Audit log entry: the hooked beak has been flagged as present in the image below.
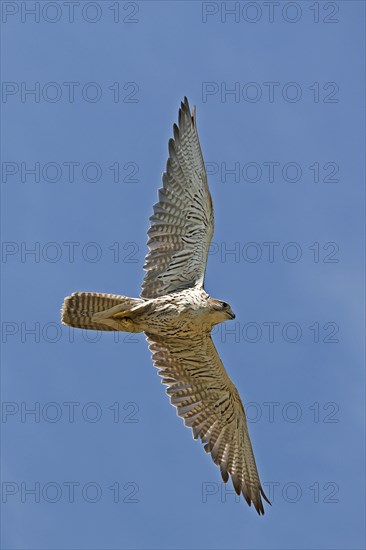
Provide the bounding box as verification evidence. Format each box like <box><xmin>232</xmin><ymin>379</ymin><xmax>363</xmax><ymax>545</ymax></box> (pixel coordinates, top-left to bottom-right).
<box><xmin>228</xmin><ymin>311</ymin><xmax>236</xmax><ymax>320</ymax></box>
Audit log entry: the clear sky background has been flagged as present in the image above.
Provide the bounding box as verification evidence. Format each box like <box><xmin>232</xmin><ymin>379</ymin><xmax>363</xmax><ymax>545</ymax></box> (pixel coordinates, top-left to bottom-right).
<box><xmin>1</xmin><ymin>1</ymin><xmax>365</xmax><ymax>549</ymax></box>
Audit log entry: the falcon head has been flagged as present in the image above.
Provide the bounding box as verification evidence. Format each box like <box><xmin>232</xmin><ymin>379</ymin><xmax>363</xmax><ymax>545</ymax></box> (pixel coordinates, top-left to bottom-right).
<box><xmin>208</xmin><ymin>298</ymin><xmax>236</xmax><ymax>324</ymax></box>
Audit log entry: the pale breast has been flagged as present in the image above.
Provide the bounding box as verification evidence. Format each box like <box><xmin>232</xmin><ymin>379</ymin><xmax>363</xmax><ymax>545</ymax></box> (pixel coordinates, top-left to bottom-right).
<box><xmin>140</xmin><ymin>288</ymin><xmax>209</xmax><ymax>337</ymax></box>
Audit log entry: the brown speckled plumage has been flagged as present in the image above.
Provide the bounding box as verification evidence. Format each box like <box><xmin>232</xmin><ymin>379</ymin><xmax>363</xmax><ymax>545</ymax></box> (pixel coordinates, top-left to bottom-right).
<box><xmin>61</xmin><ymin>97</ymin><xmax>270</xmax><ymax>515</ymax></box>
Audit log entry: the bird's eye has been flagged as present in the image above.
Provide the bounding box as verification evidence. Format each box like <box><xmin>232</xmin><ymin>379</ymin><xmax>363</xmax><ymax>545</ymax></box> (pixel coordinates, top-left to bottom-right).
<box><xmin>222</xmin><ymin>302</ymin><xmax>228</xmax><ymax>308</ymax></box>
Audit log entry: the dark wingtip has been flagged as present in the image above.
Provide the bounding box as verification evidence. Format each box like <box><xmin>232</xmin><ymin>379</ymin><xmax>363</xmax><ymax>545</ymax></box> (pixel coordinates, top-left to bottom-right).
<box><xmin>173</xmin><ymin>122</ymin><xmax>179</xmax><ymax>142</ymax></box>
<box><xmin>251</xmin><ymin>487</ymin><xmax>271</xmax><ymax>515</ymax></box>
<box><xmin>239</xmin><ymin>484</ymin><xmax>270</xmax><ymax>516</ymax></box>
<box><xmin>182</xmin><ymin>96</ymin><xmax>195</xmax><ymax>125</ymax></box>
<box><xmin>179</xmin><ymin>97</ymin><xmax>194</xmax><ymax>125</ymax></box>
<box><xmin>261</xmin><ymin>487</ymin><xmax>272</xmax><ymax>506</ymax></box>
<box><xmin>168</xmin><ymin>137</ymin><xmax>176</xmax><ymax>159</ymax></box>
<box><xmin>220</xmin><ymin>469</ymin><xmax>229</xmax><ymax>483</ymax></box>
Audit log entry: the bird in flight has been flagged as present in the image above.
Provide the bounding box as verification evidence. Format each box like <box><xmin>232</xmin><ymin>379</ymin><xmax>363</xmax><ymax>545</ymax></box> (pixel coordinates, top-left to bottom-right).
<box><xmin>62</xmin><ymin>97</ymin><xmax>270</xmax><ymax>514</ymax></box>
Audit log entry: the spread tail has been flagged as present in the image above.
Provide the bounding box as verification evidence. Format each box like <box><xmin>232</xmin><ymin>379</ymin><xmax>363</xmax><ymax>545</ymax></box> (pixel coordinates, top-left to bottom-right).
<box><xmin>61</xmin><ymin>292</ymin><xmax>143</xmax><ymax>331</ymax></box>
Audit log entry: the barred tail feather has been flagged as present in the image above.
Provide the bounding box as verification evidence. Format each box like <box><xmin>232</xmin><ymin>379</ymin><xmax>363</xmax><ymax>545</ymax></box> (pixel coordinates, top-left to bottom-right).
<box><xmin>61</xmin><ymin>292</ymin><xmax>136</xmax><ymax>331</ymax></box>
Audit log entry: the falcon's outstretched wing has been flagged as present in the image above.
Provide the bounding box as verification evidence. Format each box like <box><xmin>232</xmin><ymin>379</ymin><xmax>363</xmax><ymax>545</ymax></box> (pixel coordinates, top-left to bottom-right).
<box><xmin>146</xmin><ymin>332</ymin><xmax>270</xmax><ymax>514</ymax></box>
<box><xmin>141</xmin><ymin>97</ymin><xmax>214</xmax><ymax>299</ymax></box>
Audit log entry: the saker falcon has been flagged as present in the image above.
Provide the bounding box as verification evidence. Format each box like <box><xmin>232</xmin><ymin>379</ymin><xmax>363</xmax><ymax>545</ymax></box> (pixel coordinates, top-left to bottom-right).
<box><xmin>62</xmin><ymin>97</ymin><xmax>270</xmax><ymax>514</ymax></box>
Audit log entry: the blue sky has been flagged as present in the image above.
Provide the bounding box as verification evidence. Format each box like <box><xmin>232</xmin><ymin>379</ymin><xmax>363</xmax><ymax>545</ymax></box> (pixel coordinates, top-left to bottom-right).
<box><xmin>1</xmin><ymin>1</ymin><xmax>365</xmax><ymax>549</ymax></box>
